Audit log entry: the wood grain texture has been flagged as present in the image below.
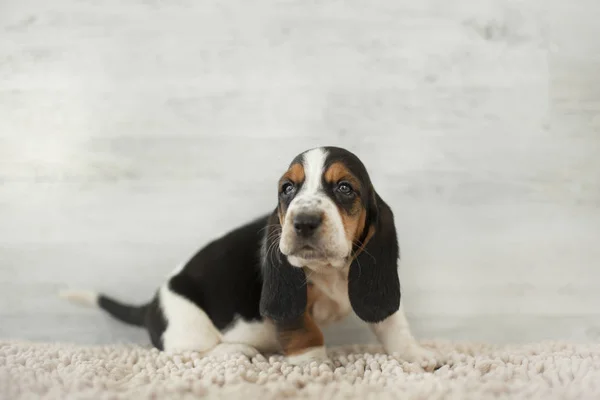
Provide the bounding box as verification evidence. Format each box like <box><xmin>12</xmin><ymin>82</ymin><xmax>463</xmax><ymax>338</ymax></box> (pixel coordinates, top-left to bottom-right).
<box><xmin>1</xmin><ymin>0</ymin><xmax>599</xmax><ymax>345</ymax></box>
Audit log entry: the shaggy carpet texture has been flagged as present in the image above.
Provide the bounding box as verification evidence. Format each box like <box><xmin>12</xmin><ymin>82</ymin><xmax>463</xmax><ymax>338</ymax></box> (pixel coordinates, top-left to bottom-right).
<box><xmin>1</xmin><ymin>340</ymin><xmax>600</xmax><ymax>400</ymax></box>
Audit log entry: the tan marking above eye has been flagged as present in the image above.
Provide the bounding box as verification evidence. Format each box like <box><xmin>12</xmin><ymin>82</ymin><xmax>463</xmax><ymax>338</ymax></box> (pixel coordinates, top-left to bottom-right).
<box><xmin>280</xmin><ymin>163</ymin><xmax>305</xmax><ymax>188</ymax></box>
<box><xmin>323</xmin><ymin>162</ymin><xmax>360</xmax><ymax>190</ymax></box>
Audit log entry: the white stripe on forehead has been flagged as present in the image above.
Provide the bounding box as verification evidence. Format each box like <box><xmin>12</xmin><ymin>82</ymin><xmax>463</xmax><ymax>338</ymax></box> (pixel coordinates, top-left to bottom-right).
<box><xmin>301</xmin><ymin>148</ymin><xmax>328</xmax><ymax>194</ymax></box>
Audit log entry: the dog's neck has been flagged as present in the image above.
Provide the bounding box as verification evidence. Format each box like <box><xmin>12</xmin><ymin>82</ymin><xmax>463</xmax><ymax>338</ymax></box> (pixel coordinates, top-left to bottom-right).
<box><xmin>303</xmin><ymin>262</ymin><xmax>352</xmax><ymax>325</ymax></box>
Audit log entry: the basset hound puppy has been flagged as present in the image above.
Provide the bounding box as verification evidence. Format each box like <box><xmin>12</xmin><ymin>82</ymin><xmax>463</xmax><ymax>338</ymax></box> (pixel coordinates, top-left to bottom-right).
<box><xmin>61</xmin><ymin>146</ymin><xmax>434</xmax><ymax>365</ymax></box>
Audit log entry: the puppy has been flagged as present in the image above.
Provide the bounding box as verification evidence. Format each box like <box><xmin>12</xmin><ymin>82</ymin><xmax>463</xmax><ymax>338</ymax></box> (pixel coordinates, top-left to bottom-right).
<box><xmin>61</xmin><ymin>146</ymin><xmax>433</xmax><ymax>365</ymax></box>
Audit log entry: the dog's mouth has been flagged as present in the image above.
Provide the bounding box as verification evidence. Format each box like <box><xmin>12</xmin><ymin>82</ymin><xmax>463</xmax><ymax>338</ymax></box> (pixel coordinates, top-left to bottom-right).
<box><xmin>289</xmin><ymin>245</ymin><xmax>327</xmax><ymax>260</ymax></box>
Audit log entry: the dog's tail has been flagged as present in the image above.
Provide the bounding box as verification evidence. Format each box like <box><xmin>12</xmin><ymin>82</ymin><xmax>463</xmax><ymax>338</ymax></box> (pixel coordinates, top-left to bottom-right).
<box><xmin>59</xmin><ymin>289</ymin><xmax>147</xmax><ymax>327</ymax></box>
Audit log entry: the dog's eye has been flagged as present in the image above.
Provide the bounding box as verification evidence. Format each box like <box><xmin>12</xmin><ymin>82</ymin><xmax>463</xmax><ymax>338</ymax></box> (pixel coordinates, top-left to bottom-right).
<box><xmin>336</xmin><ymin>182</ymin><xmax>354</xmax><ymax>195</ymax></box>
<box><xmin>282</xmin><ymin>182</ymin><xmax>296</xmax><ymax>196</ymax></box>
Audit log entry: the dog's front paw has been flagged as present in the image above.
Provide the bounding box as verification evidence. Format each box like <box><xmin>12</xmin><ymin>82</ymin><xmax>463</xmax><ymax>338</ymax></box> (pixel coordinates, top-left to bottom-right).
<box><xmin>390</xmin><ymin>345</ymin><xmax>440</xmax><ymax>370</ymax></box>
<box><xmin>285</xmin><ymin>346</ymin><xmax>331</xmax><ymax>366</ymax></box>
<box><xmin>207</xmin><ymin>343</ymin><xmax>260</xmax><ymax>359</ymax></box>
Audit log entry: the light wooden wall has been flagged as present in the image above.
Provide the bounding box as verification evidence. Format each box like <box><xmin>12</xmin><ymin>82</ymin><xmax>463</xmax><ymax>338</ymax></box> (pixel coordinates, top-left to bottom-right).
<box><xmin>1</xmin><ymin>0</ymin><xmax>599</xmax><ymax>346</ymax></box>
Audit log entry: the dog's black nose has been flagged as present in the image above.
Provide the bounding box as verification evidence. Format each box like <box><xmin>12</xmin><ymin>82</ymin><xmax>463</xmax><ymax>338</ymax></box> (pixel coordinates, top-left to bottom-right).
<box><xmin>293</xmin><ymin>213</ymin><xmax>323</xmax><ymax>237</ymax></box>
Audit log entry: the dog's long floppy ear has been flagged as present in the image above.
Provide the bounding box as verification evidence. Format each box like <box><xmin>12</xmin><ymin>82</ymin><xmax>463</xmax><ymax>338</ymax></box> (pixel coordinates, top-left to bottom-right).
<box><xmin>348</xmin><ymin>193</ymin><xmax>401</xmax><ymax>323</ymax></box>
<box><xmin>259</xmin><ymin>210</ymin><xmax>307</xmax><ymax>323</ymax></box>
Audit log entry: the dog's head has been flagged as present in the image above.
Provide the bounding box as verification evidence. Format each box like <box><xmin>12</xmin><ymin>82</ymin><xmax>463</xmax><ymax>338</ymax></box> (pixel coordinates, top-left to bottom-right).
<box><xmin>277</xmin><ymin>147</ymin><xmax>376</xmax><ymax>270</ymax></box>
<box><xmin>260</xmin><ymin>147</ymin><xmax>400</xmax><ymax>324</ymax></box>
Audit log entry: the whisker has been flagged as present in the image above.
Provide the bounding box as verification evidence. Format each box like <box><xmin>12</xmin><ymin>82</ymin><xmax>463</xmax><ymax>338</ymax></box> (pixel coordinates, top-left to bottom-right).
<box><xmin>266</xmin><ymin>238</ymin><xmax>277</xmax><ymax>264</ymax></box>
<box><xmin>353</xmin><ymin>250</ymin><xmax>363</xmax><ymax>280</ymax></box>
<box><xmin>268</xmin><ymin>225</ymin><xmax>282</xmax><ymax>235</ymax></box>
<box><xmin>267</xmin><ymin>232</ymin><xmax>282</xmax><ymax>268</ymax></box>
<box><xmin>265</xmin><ymin>231</ymin><xmax>281</xmax><ymax>243</ymax></box>
<box><xmin>352</xmin><ymin>239</ymin><xmax>376</xmax><ymax>263</ymax></box>
<box><xmin>257</xmin><ymin>224</ymin><xmax>283</xmax><ymax>234</ymax></box>
<box><xmin>302</xmin><ymin>267</ymin><xmax>317</xmax><ymax>287</ymax></box>
<box><xmin>265</xmin><ymin>243</ymin><xmax>276</xmax><ymax>269</ymax></box>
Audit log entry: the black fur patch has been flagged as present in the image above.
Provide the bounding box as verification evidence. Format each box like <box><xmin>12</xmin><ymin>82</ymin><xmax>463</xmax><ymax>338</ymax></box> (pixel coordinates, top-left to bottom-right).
<box><xmin>348</xmin><ymin>193</ymin><xmax>401</xmax><ymax>323</ymax></box>
<box><xmin>259</xmin><ymin>211</ymin><xmax>308</xmax><ymax>323</ymax></box>
<box><xmin>167</xmin><ymin>215</ymin><xmax>268</xmax><ymax>330</ymax></box>
<box><xmin>145</xmin><ymin>295</ymin><xmax>167</xmax><ymax>349</ymax></box>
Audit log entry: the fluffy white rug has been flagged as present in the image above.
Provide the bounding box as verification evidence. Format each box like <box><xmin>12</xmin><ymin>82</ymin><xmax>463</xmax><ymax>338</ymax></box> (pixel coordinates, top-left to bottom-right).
<box><xmin>1</xmin><ymin>340</ymin><xmax>599</xmax><ymax>400</ymax></box>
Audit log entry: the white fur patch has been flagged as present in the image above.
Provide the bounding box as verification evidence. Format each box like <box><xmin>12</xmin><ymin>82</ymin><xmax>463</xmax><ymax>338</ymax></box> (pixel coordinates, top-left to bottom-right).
<box><xmin>159</xmin><ymin>284</ymin><xmax>222</xmax><ymax>353</ymax></box>
<box><xmin>221</xmin><ymin>317</ymin><xmax>280</xmax><ymax>353</ymax></box>
<box><xmin>286</xmin><ymin>346</ymin><xmax>329</xmax><ymax>365</ymax></box>
<box><xmin>59</xmin><ymin>290</ymin><xmax>99</xmax><ymax>308</ymax></box>
<box><xmin>159</xmin><ymin>286</ymin><xmax>283</xmax><ymax>355</ymax></box>
<box><xmin>369</xmin><ymin>303</ymin><xmax>436</xmax><ymax>363</ymax></box>
<box><xmin>206</xmin><ymin>343</ymin><xmax>259</xmax><ymax>359</ymax></box>
<box><xmin>301</xmin><ymin>147</ymin><xmax>328</xmax><ymax>194</ymax></box>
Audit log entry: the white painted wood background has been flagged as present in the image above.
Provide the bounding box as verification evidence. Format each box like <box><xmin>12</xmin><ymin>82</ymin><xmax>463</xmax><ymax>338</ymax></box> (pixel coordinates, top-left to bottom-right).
<box><xmin>1</xmin><ymin>0</ymin><xmax>599</xmax><ymax>347</ymax></box>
